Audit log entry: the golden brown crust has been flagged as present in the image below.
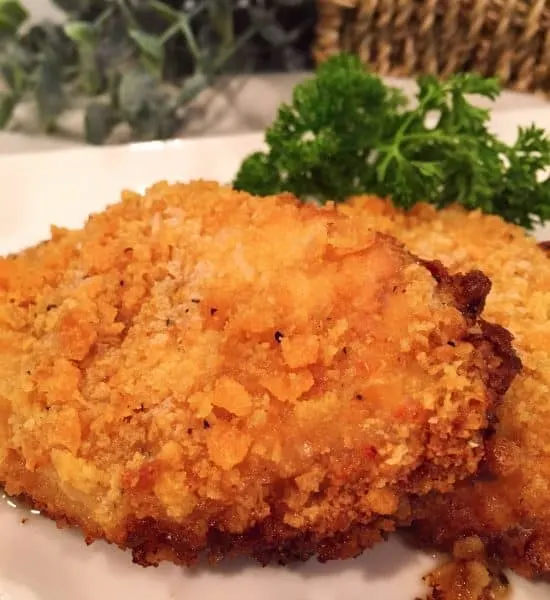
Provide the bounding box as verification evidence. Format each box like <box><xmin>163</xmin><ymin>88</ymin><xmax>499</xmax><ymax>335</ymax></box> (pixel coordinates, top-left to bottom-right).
<box><xmin>411</xmin><ymin>493</ymin><xmax>550</xmax><ymax>581</ymax></box>
<box><xmin>0</xmin><ymin>183</ymin><xmax>518</xmax><ymax>567</ymax></box>
<box><xmin>341</xmin><ymin>197</ymin><xmax>550</xmax><ymax>579</ymax></box>
<box><xmin>420</xmin><ymin>262</ymin><xmax>491</xmax><ymax>320</ymax></box>
<box><xmin>125</xmin><ymin>515</ymin><xmax>396</xmax><ymax>567</ymax></box>
<box><xmin>420</xmin><ymin>262</ymin><xmax>521</xmax><ymax>398</ymax></box>
<box><xmin>121</xmin><ymin>256</ymin><xmax>520</xmax><ymax>568</ymax></box>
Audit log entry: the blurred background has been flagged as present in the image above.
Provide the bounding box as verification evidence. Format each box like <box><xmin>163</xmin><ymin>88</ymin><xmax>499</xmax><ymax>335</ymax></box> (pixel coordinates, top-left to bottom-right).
<box><xmin>0</xmin><ymin>0</ymin><xmax>548</xmax><ymax>151</ymax></box>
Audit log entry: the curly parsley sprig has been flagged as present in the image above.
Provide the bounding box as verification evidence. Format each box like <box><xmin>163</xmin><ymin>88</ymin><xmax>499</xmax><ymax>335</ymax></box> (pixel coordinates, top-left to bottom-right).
<box><xmin>233</xmin><ymin>54</ymin><xmax>550</xmax><ymax>229</ymax></box>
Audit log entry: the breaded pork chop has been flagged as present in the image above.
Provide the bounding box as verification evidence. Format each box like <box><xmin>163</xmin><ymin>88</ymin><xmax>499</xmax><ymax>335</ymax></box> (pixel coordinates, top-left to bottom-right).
<box><xmin>340</xmin><ymin>197</ymin><xmax>550</xmax><ymax>579</ymax></box>
<box><xmin>0</xmin><ymin>182</ymin><xmax>518</xmax><ymax>567</ymax></box>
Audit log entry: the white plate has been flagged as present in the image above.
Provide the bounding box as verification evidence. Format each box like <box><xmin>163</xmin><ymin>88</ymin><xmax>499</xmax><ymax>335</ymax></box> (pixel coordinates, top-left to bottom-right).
<box><xmin>1</xmin><ymin>108</ymin><xmax>550</xmax><ymax>600</ymax></box>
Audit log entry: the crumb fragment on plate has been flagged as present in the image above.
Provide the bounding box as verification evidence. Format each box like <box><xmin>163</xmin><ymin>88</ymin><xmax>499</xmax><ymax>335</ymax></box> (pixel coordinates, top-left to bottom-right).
<box><xmin>424</xmin><ymin>536</ymin><xmax>509</xmax><ymax>600</ymax></box>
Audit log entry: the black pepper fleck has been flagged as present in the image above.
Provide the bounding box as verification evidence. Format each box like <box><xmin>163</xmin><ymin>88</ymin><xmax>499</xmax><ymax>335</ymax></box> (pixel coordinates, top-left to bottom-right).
<box><xmin>119</xmin><ymin>280</ymin><xmax>125</xmax><ymax>287</ymax></box>
<box><xmin>342</xmin><ymin>347</ymin><xmax>348</xmax><ymax>355</ymax></box>
<box><xmin>274</xmin><ymin>331</ymin><xmax>284</xmax><ymax>343</ymax></box>
<box><xmin>46</xmin><ymin>304</ymin><xmax>57</xmax><ymax>311</ymax></box>
<box><xmin>447</xmin><ymin>341</ymin><xmax>456</xmax><ymax>347</ymax></box>
<box><xmin>355</xmin><ymin>393</ymin><xmax>363</xmax><ymax>400</ymax></box>
<box><xmin>166</xmin><ymin>318</ymin><xmax>173</xmax><ymax>326</ymax></box>
<box><xmin>203</xmin><ymin>420</ymin><xmax>210</xmax><ymax>429</ymax></box>
<box><xmin>187</xmin><ymin>428</ymin><xmax>193</xmax><ymax>435</ymax></box>
<box><xmin>210</xmin><ymin>308</ymin><xmax>218</xmax><ymax>316</ymax></box>
<box><xmin>191</xmin><ymin>298</ymin><xmax>200</xmax><ymax>304</ymax></box>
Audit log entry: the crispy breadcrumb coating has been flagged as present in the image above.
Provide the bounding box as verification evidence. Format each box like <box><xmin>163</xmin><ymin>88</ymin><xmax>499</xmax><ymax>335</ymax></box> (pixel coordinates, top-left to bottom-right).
<box><xmin>423</xmin><ymin>536</ymin><xmax>509</xmax><ymax>600</ymax></box>
<box><xmin>0</xmin><ymin>182</ymin><xmax>518</xmax><ymax>567</ymax></box>
<box><xmin>340</xmin><ymin>197</ymin><xmax>550</xmax><ymax>579</ymax></box>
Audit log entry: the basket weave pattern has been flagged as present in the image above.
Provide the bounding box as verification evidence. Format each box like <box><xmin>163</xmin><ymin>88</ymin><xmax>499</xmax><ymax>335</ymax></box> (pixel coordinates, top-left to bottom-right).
<box><xmin>314</xmin><ymin>0</ymin><xmax>550</xmax><ymax>94</ymax></box>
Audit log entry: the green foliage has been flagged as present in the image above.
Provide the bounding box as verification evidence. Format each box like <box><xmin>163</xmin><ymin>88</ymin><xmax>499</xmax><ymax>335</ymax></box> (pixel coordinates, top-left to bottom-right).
<box><xmin>0</xmin><ymin>0</ymin><xmax>27</xmax><ymax>36</ymax></box>
<box><xmin>0</xmin><ymin>0</ymin><xmax>314</xmax><ymax>143</ymax></box>
<box><xmin>234</xmin><ymin>54</ymin><xmax>550</xmax><ymax>229</ymax></box>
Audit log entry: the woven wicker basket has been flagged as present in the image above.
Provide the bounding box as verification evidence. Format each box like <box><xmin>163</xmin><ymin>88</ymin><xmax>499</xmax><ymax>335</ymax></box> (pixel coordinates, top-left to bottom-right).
<box><xmin>314</xmin><ymin>0</ymin><xmax>550</xmax><ymax>95</ymax></box>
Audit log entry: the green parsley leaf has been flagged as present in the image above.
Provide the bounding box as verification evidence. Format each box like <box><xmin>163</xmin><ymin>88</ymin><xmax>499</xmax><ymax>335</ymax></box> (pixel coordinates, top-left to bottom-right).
<box><xmin>234</xmin><ymin>54</ymin><xmax>550</xmax><ymax>229</ymax></box>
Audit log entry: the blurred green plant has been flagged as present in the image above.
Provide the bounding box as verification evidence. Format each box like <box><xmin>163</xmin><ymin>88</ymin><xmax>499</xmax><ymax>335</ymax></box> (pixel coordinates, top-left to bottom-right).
<box><xmin>0</xmin><ymin>0</ymin><xmax>314</xmax><ymax>143</ymax></box>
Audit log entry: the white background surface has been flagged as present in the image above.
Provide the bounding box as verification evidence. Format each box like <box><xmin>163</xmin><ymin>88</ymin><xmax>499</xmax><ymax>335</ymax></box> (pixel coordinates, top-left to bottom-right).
<box><xmin>0</xmin><ymin>111</ymin><xmax>549</xmax><ymax>599</ymax></box>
